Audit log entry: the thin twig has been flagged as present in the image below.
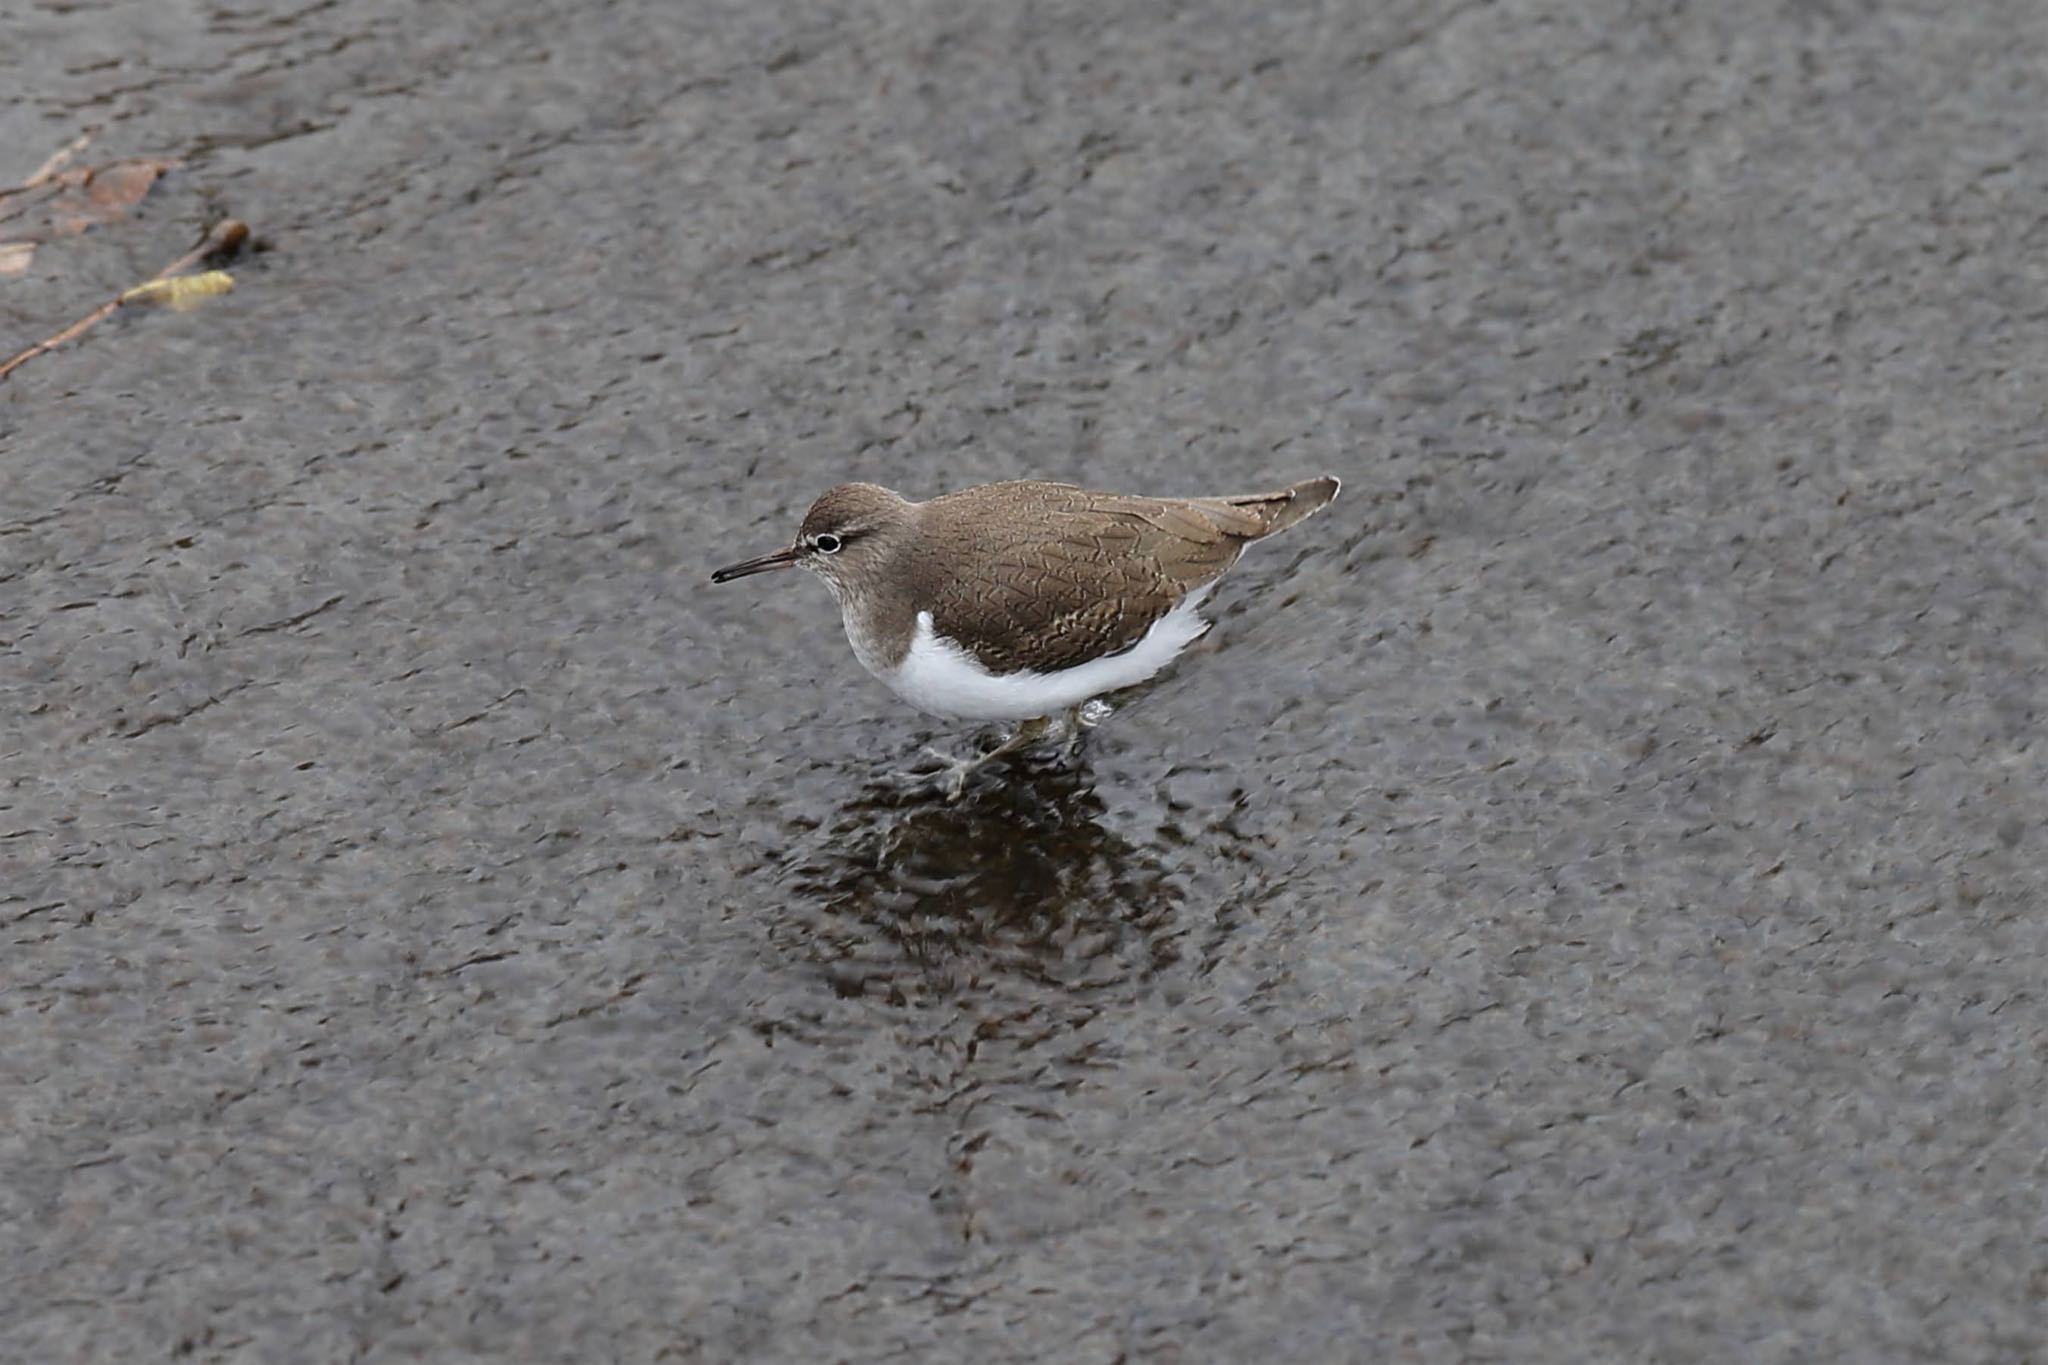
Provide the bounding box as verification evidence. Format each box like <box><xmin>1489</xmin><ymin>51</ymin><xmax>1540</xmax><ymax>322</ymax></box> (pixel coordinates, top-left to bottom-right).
<box><xmin>0</xmin><ymin>218</ymin><xmax>247</xmax><ymax>383</ymax></box>
<box><xmin>0</xmin><ymin>129</ymin><xmax>99</xmax><ymax>220</ymax></box>
<box><xmin>25</xmin><ymin>129</ymin><xmax>98</xmax><ymax>189</ymax></box>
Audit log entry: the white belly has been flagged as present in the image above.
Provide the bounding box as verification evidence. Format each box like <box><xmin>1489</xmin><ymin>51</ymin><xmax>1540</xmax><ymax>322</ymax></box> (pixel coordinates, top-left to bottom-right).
<box><xmin>861</xmin><ymin>589</ymin><xmax>1214</xmax><ymax>722</ymax></box>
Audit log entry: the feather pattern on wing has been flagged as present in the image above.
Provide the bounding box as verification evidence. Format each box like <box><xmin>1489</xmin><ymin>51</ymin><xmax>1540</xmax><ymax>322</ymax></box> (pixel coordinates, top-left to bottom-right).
<box><xmin>898</xmin><ymin>479</ymin><xmax>1336</xmax><ymax>674</ymax></box>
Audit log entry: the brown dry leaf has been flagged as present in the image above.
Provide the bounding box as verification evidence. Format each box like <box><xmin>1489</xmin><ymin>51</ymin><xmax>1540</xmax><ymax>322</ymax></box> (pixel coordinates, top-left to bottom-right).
<box><xmin>0</xmin><ymin>156</ymin><xmax>178</xmax><ymax>244</ymax></box>
<box><xmin>53</xmin><ymin>158</ymin><xmax>178</xmax><ymax>236</ymax></box>
<box><xmin>0</xmin><ymin>241</ymin><xmax>33</xmax><ymax>276</ymax></box>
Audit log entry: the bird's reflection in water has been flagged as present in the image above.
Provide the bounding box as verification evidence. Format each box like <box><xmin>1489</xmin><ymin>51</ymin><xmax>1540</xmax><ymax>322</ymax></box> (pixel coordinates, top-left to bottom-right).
<box><xmin>784</xmin><ymin>755</ymin><xmax>1185</xmax><ymax>1003</ymax></box>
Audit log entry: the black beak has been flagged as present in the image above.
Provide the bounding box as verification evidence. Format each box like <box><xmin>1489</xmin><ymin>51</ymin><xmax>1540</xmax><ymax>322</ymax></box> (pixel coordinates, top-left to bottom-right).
<box><xmin>711</xmin><ymin>547</ymin><xmax>800</xmax><ymax>583</ymax></box>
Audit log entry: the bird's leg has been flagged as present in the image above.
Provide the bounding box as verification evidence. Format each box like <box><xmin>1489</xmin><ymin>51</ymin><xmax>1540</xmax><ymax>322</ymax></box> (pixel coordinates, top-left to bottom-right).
<box><xmin>1060</xmin><ymin>698</ymin><xmax>1113</xmax><ymax>757</ymax></box>
<box><xmin>907</xmin><ymin>716</ymin><xmax>1056</xmax><ymax>800</ymax></box>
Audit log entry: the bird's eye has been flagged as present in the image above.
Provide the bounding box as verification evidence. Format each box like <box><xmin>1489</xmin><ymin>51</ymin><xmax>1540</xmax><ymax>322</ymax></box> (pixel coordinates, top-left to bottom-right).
<box><xmin>813</xmin><ymin>533</ymin><xmax>844</xmax><ymax>554</ymax></box>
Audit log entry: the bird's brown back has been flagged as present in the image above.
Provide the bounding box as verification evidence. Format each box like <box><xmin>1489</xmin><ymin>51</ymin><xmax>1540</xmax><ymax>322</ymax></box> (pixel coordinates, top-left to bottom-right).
<box><xmin>905</xmin><ymin>478</ymin><xmax>1338</xmax><ymax>675</ymax></box>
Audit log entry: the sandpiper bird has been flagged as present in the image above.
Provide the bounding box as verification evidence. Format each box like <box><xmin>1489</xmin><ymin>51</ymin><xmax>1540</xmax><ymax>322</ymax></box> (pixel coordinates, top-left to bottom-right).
<box><xmin>712</xmin><ymin>476</ymin><xmax>1340</xmax><ymax>797</ymax></box>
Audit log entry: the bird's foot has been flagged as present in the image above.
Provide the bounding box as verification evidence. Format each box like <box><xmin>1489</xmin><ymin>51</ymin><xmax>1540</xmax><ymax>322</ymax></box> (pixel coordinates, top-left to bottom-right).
<box><xmin>898</xmin><ymin>745</ymin><xmax>983</xmax><ymax>802</ymax></box>
<box><xmin>899</xmin><ymin>717</ymin><xmax>1056</xmax><ymax>801</ymax></box>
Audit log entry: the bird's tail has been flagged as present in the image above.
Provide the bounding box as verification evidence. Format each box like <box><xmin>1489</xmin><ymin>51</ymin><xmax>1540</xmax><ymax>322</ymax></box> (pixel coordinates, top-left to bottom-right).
<box><xmin>1211</xmin><ymin>476</ymin><xmax>1341</xmax><ymax>538</ymax></box>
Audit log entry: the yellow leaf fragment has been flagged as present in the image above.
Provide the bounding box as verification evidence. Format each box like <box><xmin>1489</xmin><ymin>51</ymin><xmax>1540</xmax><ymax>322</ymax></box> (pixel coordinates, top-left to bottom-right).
<box><xmin>121</xmin><ymin>269</ymin><xmax>234</xmax><ymax>311</ymax></box>
<box><xmin>0</xmin><ymin>241</ymin><xmax>33</xmax><ymax>276</ymax></box>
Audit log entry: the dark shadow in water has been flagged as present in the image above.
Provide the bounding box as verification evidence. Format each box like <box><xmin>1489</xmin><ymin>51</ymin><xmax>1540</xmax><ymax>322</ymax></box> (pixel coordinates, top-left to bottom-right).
<box><xmin>781</xmin><ymin>751</ymin><xmax>1186</xmax><ymax>1003</ymax></box>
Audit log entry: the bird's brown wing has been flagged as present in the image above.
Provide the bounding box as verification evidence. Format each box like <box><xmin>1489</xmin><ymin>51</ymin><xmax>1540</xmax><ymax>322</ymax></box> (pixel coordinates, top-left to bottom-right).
<box><xmin>908</xmin><ymin>482</ymin><xmax>1284</xmax><ymax>675</ymax></box>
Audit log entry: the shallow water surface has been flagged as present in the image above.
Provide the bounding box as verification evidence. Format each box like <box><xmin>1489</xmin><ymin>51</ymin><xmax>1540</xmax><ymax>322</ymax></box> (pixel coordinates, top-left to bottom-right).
<box><xmin>5</xmin><ymin>0</ymin><xmax>2046</xmax><ymax>1359</ymax></box>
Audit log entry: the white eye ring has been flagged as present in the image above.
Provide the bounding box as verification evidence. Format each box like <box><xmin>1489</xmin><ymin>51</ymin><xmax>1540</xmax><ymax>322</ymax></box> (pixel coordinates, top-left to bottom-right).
<box><xmin>813</xmin><ymin>532</ymin><xmax>844</xmax><ymax>554</ymax></box>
